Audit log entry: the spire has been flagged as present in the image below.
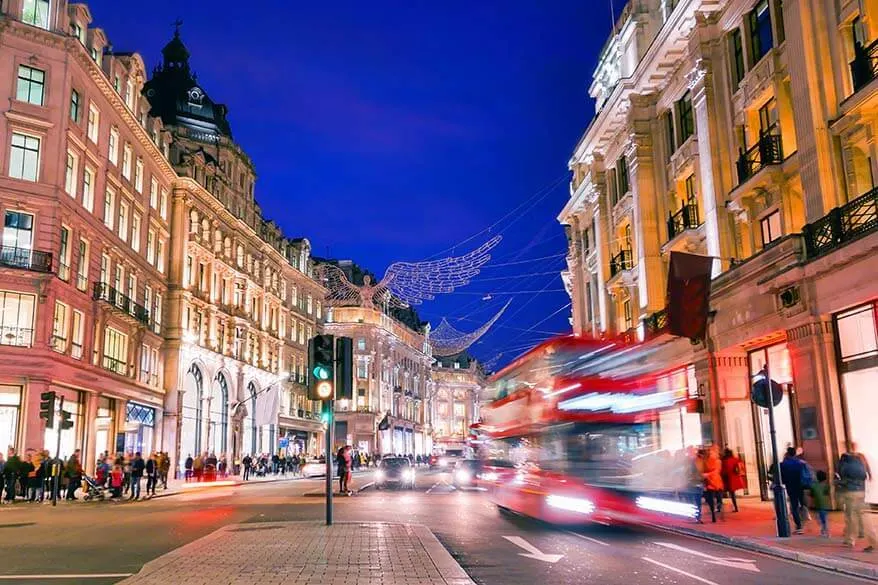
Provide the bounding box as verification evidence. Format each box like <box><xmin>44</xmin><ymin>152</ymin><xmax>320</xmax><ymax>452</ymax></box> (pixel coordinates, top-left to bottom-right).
<box><xmin>161</xmin><ymin>19</ymin><xmax>190</xmax><ymax>71</ymax></box>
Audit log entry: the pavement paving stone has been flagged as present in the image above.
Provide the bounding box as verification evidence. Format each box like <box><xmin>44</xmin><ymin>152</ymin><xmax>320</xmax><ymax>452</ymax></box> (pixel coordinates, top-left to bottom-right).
<box><xmin>118</xmin><ymin>521</ymin><xmax>476</xmax><ymax>585</ymax></box>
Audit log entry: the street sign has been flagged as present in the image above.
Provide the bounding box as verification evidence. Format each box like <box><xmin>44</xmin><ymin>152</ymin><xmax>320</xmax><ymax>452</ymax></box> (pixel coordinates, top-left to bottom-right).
<box><xmin>751</xmin><ymin>373</ymin><xmax>783</xmax><ymax>408</ymax></box>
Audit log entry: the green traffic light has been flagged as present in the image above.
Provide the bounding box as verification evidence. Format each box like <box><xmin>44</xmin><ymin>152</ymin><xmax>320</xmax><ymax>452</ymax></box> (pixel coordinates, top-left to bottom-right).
<box><xmin>312</xmin><ymin>366</ymin><xmax>330</xmax><ymax>380</ymax></box>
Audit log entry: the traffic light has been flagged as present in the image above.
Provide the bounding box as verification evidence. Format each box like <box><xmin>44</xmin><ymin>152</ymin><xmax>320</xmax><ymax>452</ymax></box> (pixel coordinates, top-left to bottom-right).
<box><xmin>335</xmin><ymin>336</ymin><xmax>353</xmax><ymax>401</ymax></box>
<box><xmin>308</xmin><ymin>334</ymin><xmax>335</xmax><ymax>401</ymax></box>
<box><xmin>59</xmin><ymin>410</ymin><xmax>74</xmax><ymax>430</ymax></box>
<box><xmin>39</xmin><ymin>391</ymin><xmax>55</xmax><ymax>429</ymax></box>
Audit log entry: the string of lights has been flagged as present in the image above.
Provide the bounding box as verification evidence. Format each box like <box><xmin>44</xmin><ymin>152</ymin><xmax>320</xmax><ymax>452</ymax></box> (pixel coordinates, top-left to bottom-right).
<box><xmin>429</xmin><ymin>301</ymin><xmax>511</xmax><ymax>357</ymax></box>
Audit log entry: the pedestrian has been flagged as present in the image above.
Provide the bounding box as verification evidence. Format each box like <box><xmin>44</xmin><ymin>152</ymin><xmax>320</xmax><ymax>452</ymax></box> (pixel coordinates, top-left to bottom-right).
<box><xmin>702</xmin><ymin>446</ymin><xmax>724</xmax><ymax>523</ymax></box>
<box><xmin>780</xmin><ymin>447</ymin><xmax>807</xmax><ymax>534</ymax></box>
<box><xmin>109</xmin><ymin>464</ymin><xmax>124</xmax><ymax>499</ymax></box>
<box><xmin>838</xmin><ymin>447</ymin><xmax>877</xmax><ymax>551</ymax></box>
<box><xmin>64</xmin><ymin>449</ymin><xmax>83</xmax><ymax>501</ymax></box>
<box><xmin>720</xmin><ymin>448</ymin><xmax>744</xmax><ymax>513</ymax></box>
<box><xmin>129</xmin><ymin>452</ymin><xmax>145</xmax><ymax>500</ymax></box>
<box><xmin>193</xmin><ymin>453</ymin><xmax>204</xmax><ymax>482</ymax></box>
<box><xmin>3</xmin><ymin>448</ymin><xmax>19</xmax><ymax>503</ymax></box>
<box><xmin>123</xmin><ymin>452</ymin><xmax>133</xmax><ymax>494</ymax></box>
<box><xmin>242</xmin><ymin>454</ymin><xmax>252</xmax><ymax>481</ymax></box>
<box><xmin>184</xmin><ymin>454</ymin><xmax>193</xmax><ymax>482</ymax></box>
<box><xmin>336</xmin><ymin>446</ymin><xmax>349</xmax><ymax>494</ymax></box>
<box><xmin>26</xmin><ymin>450</ymin><xmax>42</xmax><ymax>502</ymax></box>
<box><xmin>145</xmin><ymin>453</ymin><xmax>158</xmax><ymax>497</ymax></box>
<box><xmin>159</xmin><ymin>452</ymin><xmax>170</xmax><ymax>489</ymax></box>
<box><xmin>811</xmin><ymin>470</ymin><xmax>830</xmax><ymax>538</ymax></box>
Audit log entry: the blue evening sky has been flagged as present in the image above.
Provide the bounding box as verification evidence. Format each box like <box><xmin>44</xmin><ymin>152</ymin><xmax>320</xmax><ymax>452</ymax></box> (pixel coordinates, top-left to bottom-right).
<box><xmin>87</xmin><ymin>0</ymin><xmax>620</xmax><ymax>368</ymax></box>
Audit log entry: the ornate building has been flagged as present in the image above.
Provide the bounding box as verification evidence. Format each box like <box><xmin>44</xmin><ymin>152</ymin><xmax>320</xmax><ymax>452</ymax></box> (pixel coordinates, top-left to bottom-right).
<box><xmin>0</xmin><ymin>2</ymin><xmax>324</xmax><ymax>474</ymax></box>
<box><xmin>430</xmin><ymin>355</ymin><xmax>484</xmax><ymax>454</ymax></box>
<box><xmin>559</xmin><ymin>0</ymin><xmax>878</xmax><ymax>501</ymax></box>
<box><xmin>322</xmin><ymin>304</ymin><xmax>434</xmax><ymax>457</ymax></box>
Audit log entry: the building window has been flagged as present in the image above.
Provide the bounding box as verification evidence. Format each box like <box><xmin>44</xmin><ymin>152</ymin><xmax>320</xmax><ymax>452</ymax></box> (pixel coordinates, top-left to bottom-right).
<box><xmin>149</xmin><ymin>178</ymin><xmax>158</xmax><ymax>208</ymax></box>
<box><xmin>159</xmin><ymin>189</ymin><xmax>168</xmax><ymax>221</ymax></box>
<box><xmin>87</xmin><ymin>104</ymin><xmax>99</xmax><ymax>143</ymax></box>
<box><xmin>357</xmin><ymin>361</ymin><xmax>368</xmax><ymax>380</ymax></box>
<box><xmin>131</xmin><ymin>213</ymin><xmax>141</xmax><ymax>253</ymax></box>
<box><xmin>146</xmin><ymin>229</ymin><xmax>155</xmax><ymax>265</ymax></box>
<box><xmin>357</xmin><ymin>338</ymin><xmax>366</xmax><ymax>350</ymax></box>
<box><xmin>103</xmin><ymin>188</ymin><xmax>115</xmax><ymax>230</ymax></box>
<box><xmin>9</xmin><ymin>133</ymin><xmax>40</xmax><ymax>181</ymax></box>
<box><xmin>663</xmin><ymin>110</ymin><xmax>676</xmax><ymax>157</ymax></box>
<box><xmin>156</xmin><ymin>239</ymin><xmax>165</xmax><ymax>273</ymax></box>
<box><xmin>184</xmin><ymin>255</ymin><xmax>193</xmax><ymax>288</ymax></box>
<box><xmin>100</xmin><ymin>253</ymin><xmax>109</xmax><ymax>284</ymax></box>
<box><xmin>118</xmin><ymin>201</ymin><xmax>128</xmax><ymax>242</ymax></box>
<box><xmin>22</xmin><ymin>0</ymin><xmax>51</xmax><ymax>29</ymax></box>
<box><xmin>676</xmin><ymin>92</ymin><xmax>694</xmax><ymax>144</ymax></box>
<box><xmin>108</xmin><ymin>127</ymin><xmax>118</xmax><ymax>165</ymax></box>
<box><xmin>122</xmin><ymin>144</ymin><xmax>132</xmax><ymax>179</ymax></box>
<box><xmin>836</xmin><ymin>304</ymin><xmax>878</xmax><ymax>363</ymax></box>
<box><xmin>58</xmin><ymin>226</ymin><xmax>71</xmax><ymax>280</ymax></box>
<box><xmin>730</xmin><ymin>28</ymin><xmax>746</xmax><ymax>88</ymax></box>
<box><xmin>16</xmin><ymin>65</ymin><xmax>45</xmax><ymax>106</ymax></box>
<box><xmin>617</xmin><ymin>156</ymin><xmax>629</xmax><ymax>196</ymax></box>
<box><xmin>71</xmin><ymin>310</ymin><xmax>84</xmax><ymax>359</ymax></box>
<box><xmin>623</xmin><ymin>297</ymin><xmax>633</xmax><ymax>330</ymax></box>
<box><xmin>0</xmin><ymin>291</ymin><xmax>36</xmax><ymax>347</ymax></box>
<box><xmin>76</xmin><ymin>238</ymin><xmax>89</xmax><ymax>291</ymax></box>
<box><xmin>70</xmin><ymin>89</ymin><xmax>81</xmax><ymax>122</ymax></box>
<box><xmin>64</xmin><ymin>151</ymin><xmax>78</xmax><ymax>197</ymax></box>
<box><xmin>102</xmin><ymin>327</ymin><xmax>128</xmax><ymax>375</ymax></box>
<box><xmin>52</xmin><ymin>301</ymin><xmax>68</xmax><ymax>352</ymax></box>
<box><xmin>3</xmin><ymin>210</ymin><xmax>34</xmax><ymax>251</ymax></box>
<box><xmin>760</xmin><ymin>210</ymin><xmax>782</xmax><ymax>246</ymax></box>
<box><xmin>153</xmin><ymin>292</ymin><xmax>162</xmax><ymax>334</ymax></box>
<box><xmin>125</xmin><ymin>79</ymin><xmax>136</xmax><ymax>111</ymax></box>
<box><xmin>82</xmin><ymin>167</ymin><xmax>94</xmax><ymax>212</ymax></box>
<box><xmin>236</xmin><ymin>245</ymin><xmax>244</xmax><ymax>267</ymax></box>
<box><xmin>134</xmin><ymin>158</ymin><xmax>143</xmax><ymax>193</ymax></box>
<box><xmin>748</xmin><ymin>0</ymin><xmax>773</xmax><ymax>66</ymax></box>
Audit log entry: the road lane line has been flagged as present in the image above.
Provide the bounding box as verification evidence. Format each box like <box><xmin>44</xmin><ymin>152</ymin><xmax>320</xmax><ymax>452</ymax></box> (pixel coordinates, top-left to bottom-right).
<box><xmin>654</xmin><ymin>541</ymin><xmax>759</xmax><ymax>572</ymax></box>
<box><xmin>642</xmin><ymin>557</ymin><xmax>720</xmax><ymax>585</ymax></box>
<box><xmin>0</xmin><ymin>574</ymin><xmax>133</xmax><ymax>580</ymax></box>
<box><xmin>565</xmin><ymin>530</ymin><xmax>610</xmax><ymax>546</ymax></box>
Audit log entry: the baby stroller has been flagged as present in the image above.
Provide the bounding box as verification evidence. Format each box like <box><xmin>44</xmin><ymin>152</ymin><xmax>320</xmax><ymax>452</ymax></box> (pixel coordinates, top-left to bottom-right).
<box><xmin>82</xmin><ymin>474</ymin><xmax>106</xmax><ymax>501</ymax></box>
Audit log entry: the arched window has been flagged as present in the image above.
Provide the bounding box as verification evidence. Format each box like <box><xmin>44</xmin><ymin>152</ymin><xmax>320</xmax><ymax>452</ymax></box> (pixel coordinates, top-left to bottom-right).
<box><xmin>236</xmin><ymin>245</ymin><xmax>244</xmax><ymax>268</ymax></box>
<box><xmin>189</xmin><ymin>209</ymin><xmax>199</xmax><ymax>233</ymax></box>
<box><xmin>215</xmin><ymin>373</ymin><xmax>229</xmax><ymax>454</ymax></box>
<box><xmin>183</xmin><ymin>364</ymin><xmax>204</xmax><ymax>457</ymax></box>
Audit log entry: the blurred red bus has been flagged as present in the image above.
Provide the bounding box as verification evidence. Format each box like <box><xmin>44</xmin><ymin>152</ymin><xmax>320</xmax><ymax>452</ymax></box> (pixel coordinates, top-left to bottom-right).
<box><xmin>477</xmin><ymin>335</ymin><xmax>703</xmax><ymax>525</ymax></box>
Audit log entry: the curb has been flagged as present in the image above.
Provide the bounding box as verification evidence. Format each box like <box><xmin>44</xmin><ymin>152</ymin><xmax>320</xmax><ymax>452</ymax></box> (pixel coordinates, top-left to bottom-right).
<box><xmin>302</xmin><ymin>482</ymin><xmax>374</xmax><ymax>497</ymax></box>
<box><xmin>148</xmin><ymin>475</ymin><xmax>300</xmax><ymax>500</ymax></box>
<box><xmin>647</xmin><ymin>522</ymin><xmax>878</xmax><ymax>582</ymax></box>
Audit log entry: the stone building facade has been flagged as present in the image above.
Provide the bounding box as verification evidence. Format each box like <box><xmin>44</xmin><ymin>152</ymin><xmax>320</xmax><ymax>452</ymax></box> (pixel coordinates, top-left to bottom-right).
<box><xmin>430</xmin><ymin>358</ymin><xmax>483</xmax><ymax>454</ymax></box>
<box><xmin>0</xmin><ymin>1</ymin><xmax>324</xmax><ymax>474</ymax></box>
<box><xmin>559</xmin><ymin>0</ymin><xmax>878</xmax><ymax>501</ymax></box>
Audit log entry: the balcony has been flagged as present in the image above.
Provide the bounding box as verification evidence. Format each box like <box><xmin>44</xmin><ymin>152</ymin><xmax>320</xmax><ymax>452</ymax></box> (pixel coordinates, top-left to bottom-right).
<box><xmin>609</xmin><ymin>249</ymin><xmax>633</xmax><ymax>278</ymax></box>
<box><xmin>57</xmin><ymin>263</ymin><xmax>71</xmax><ymax>282</ymax></box>
<box><xmin>736</xmin><ymin>129</ymin><xmax>783</xmax><ymax>185</ymax></box>
<box><xmin>102</xmin><ymin>355</ymin><xmax>128</xmax><ymax>376</ymax></box>
<box><xmin>850</xmin><ymin>40</ymin><xmax>878</xmax><ymax>94</ymax></box>
<box><xmin>666</xmin><ymin>202</ymin><xmax>701</xmax><ymax>241</ymax></box>
<box><xmin>93</xmin><ymin>282</ymin><xmax>150</xmax><ymax>326</ymax></box>
<box><xmin>643</xmin><ymin>308</ymin><xmax>669</xmax><ymax>340</ymax></box>
<box><xmin>71</xmin><ymin>342</ymin><xmax>83</xmax><ymax>360</ymax></box>
<box><xmin>0</xmin><ymin>326</ymin><xmax>33</xmax><ymax>348</ymax></box>
<box><xmin>0</xmin><ymin>246</ymin><xmax>52</xmax><ymax>273</ymax></box>
<box><xmin>75</xmin><ymin>273</ymin><xmax>88</xmax><ymax>292</ymax></box>
<box><xmin>802</xmin><ymin>186</ymin><xmax>878</xmax><ymax>258</ymax></box>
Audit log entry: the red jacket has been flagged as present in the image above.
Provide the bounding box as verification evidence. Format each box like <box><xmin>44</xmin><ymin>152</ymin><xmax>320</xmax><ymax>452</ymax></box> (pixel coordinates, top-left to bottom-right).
<box><xmin>721</xmin><ymin>456</ymin><xmax>745</xmax><ymax>492</ymax></box>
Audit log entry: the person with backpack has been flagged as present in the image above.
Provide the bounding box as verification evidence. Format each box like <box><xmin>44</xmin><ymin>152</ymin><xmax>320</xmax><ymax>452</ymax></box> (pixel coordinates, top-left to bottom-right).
<box><xmin>838</xmin><ymin>447</ymin><xmax>877</xmax><ymax>551</ymax></box>
<box><xmin>780</xmin><ymin>447</ymin><xmax>807</xmax><ymax>534</ymax></box>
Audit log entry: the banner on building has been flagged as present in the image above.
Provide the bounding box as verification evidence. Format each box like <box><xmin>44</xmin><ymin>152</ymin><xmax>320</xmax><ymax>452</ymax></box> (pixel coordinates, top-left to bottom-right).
<box><xmin>254</xmin><ymin>384</ymin><xmax>280</xmax><ymax>426</ymax></box>
<box><xmin>377</xmin><ymin>413</ymin><xmax>390</xmax><ymax>431</ymax></box>
<box><xmin>666</xmin><ymin>251</ymin><xmax>713</xmax><ymax>341</ymax></box>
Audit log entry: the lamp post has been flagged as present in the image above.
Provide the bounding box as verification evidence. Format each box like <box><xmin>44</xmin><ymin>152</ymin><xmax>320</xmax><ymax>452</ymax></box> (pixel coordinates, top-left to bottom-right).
<box><xmin>760</xmin><ymin>364</ymin><xmax>791</xmax><ymax>538</ymax></box>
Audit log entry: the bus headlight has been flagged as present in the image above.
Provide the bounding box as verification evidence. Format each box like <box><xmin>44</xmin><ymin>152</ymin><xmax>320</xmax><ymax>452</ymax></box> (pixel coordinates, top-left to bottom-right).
<box><xmin>636</xmin><ymin>496</ymin><xmax>697</xmax><ymax>518</ymax></box>
<box><xmin>546</xmin><ymin>494</ymin><xmax>596</xmax><ymax>515</ymax></box>
<box><xmin>455</xmin><ymin>470</ymin><xmax>471</xmax><ymax>484</ymax></box>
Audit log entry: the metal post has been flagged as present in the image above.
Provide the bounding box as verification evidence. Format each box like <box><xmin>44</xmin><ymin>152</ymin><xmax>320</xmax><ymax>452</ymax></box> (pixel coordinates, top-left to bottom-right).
<box><xmin>764</xmin><ymin>363</ymin><xmax>790</xmax><ymax>537</ymax></box>
<box><xmin>52</xmin><ymin>396</ymin><xmax>64</xmax><ymax>507</ymax></box>
<box><xmin>324</xmin><ymin>399</ymin><xmax>333</xmax><ymax>526</ymax></box>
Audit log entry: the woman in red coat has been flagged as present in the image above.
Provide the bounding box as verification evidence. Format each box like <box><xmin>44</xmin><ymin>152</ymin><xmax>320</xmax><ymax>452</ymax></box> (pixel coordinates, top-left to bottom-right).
<box><xmin>720</xmin><ymin>448</ymin><xmax>745</xmax><ymax>512</ymax></box>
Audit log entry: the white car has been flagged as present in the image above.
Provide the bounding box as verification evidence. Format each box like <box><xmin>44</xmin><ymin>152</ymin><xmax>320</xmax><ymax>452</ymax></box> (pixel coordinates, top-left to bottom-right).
<box><xmin>300</xmin><ymin>460</ymin><xmax>331</xmax><ymax>478</ymax></box>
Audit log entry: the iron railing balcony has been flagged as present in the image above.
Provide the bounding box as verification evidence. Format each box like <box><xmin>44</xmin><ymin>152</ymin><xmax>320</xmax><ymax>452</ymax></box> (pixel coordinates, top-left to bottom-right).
<box><xmin>102</xmin><ymin>355</ymin><xmax>127</xmax><ymax>376</ymax></box>
<box><xmin>803</xmin><ymin>186</ymin><xmax>878</xmax><ymax>258</ymax></box>
<box><xmin>609</xmin><ymin>249</ymin><xmax>634</xmax><ymax>277</ymax></box>
<box><xmin>0</xmin><ymin>246</ymin><xmax>52</xmax><ymax>273</ymax></box>
<box><xmin>667</xmin><ymin>201</ymin><xmax>701</xmax><ymax>241</ymax></box>
<box><xmin>736</xmin><ymin>127</ymin><xmax>784</xmax><ymax>185</ymax></box>
<box><xmin>850</xmin><ymin>39</ymin><xmax>878</xmax><ymax>93</ymax></box>
<box><xmin>93</xmin><ymin>282</ymin><xmax>150</xmax><ymax>326</ymax></box>
<box><xmin>643</xmin><ymin>308</ymin><xmax>669</xmax><ymax>340</ymax></box>
<box><xmin>0</xmin><ymin>326</ymin><xmax>33</xmax><ymax>347</ymax></box>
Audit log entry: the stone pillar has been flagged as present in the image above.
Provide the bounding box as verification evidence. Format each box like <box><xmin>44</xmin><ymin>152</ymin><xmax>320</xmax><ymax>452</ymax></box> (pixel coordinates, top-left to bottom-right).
<box><xmin>565</xmin><ymin>215</ymin><xmax>586</xmax><ymax>336</ymax></box>
<box><xmin>786</xmin><ymin>318</ymin><xmax>847</xmax><ymax>479</ymax></box>
<box><xmin>592</xmin><ymin>168</ymin><xmax>612</xmax><ymax>333</ymax></box>
<box><xmin>82</xmin><ymin>392</ymin><xmax>99</xmax><ymax>475</ymax></box>
<box><xmin>627</xmin><ymin>95</ymin><xmax>665</xmax><ymax>313</ymax></box>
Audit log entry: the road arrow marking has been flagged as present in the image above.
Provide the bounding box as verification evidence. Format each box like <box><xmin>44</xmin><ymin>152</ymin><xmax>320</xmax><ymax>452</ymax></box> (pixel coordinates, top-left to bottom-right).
<box><xmin>502</xmin><ymin>536</ymin><xmax>564</xmax><ymax>563</ymax></box>
<box><xmin>643</xmin><ymin>557</ymin><xmax>721</xmax><ymax>585</ymax></box>
<box><xmin>654</xmin><ymin>541</ymin><xmax>760</xmax><ymax>573</ymax></box>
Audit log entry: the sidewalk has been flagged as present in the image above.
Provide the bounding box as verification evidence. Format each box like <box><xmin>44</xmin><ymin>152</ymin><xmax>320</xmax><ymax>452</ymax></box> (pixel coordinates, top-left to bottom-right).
<box><xmin>654</xmin><ymin>497</ymin><xmax>878</xmax><ymax>581</ymax></box>
<box><xmin>118</xmin><ymin>521</ymin><xmax>475</xmax><ymax>585</ymax></box>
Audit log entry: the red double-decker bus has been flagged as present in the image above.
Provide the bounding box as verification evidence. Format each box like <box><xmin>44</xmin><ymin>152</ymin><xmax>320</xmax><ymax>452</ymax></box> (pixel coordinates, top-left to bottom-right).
<box><xmin>477</xmin><ymin>335</ymin><xmax>702</xmax><ymax>525</ymax></box>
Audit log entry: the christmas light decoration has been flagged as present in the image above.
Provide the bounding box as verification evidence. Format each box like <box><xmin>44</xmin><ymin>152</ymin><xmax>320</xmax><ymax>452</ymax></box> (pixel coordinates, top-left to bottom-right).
<box><xmin>430</xmin><ymin>301</ymin><xmax>511</xmax><ymax>357</ymax></box>
<box><xmin>318</xmin><ymin>235</ymin><xmax>502</xmax><ymax>309</ymax></box>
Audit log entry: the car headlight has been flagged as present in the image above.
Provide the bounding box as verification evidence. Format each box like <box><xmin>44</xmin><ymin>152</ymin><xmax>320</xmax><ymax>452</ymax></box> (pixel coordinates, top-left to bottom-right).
<box><xmin>455</xmin><ymin>469</ymin><xmax>471</xmax><ymax>483</ymax></box>
<box><xmin>546</xmin><ymin>494</ymin><xmax>595</xmax><ymax>515</ymax></box>
<box><xmin>375</xmin><ymin>470</ymin><xmax>385</xmax><ymax>481</ymax></box>
<box><xmin>439</xmin><ymin>459</ymin><xmax>448</xmax><ymax>467</ymax></box>
<box><xmin>403</xmin><ymin>469</ymin><xmax>415</xmax><ymax>481</ymax></box>
<box><xmin>480</xmin><ymin>471</ymin><xmax>498</xmax><ymax>482</ymax></box>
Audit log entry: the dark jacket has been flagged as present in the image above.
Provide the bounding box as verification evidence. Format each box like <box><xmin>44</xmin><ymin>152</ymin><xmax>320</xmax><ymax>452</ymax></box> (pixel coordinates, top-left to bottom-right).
<box><xmin>131</xmin><ymin>458</ymin><xmax>145</xmax><ymax>478</ymax></box>
<box><xmin>780</xmin><ymin>455</ymin><xmax>805</xmax><ymax>491</ymax></box>
<box><xmin>3</xmin><ymin>455</ymin><xmax>20</xmax><ymax>479</ymax></box>
<box><xmin>184</xmin><ymin>456</ymin><xmax>193</xmax><ymax>470</ymax></box>
<box><xmin>145</xmin><ymin>459</ymin><xmax>156</xmax><ymax>476</ymax></box>
<box><xmin>838</xmin><ymin>452</ymin><xmax>868</xmax><ymax>492</ymax></box>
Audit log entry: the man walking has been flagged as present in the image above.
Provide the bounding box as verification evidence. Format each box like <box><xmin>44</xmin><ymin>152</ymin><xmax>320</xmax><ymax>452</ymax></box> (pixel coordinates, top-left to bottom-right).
<box><xmin>3</xmin><ymin>448</ymin><xmax>19</xmax><ymax>503</ymax></box>
<box><xmin>145</xmin><ymin>453</ymin><xmax>158</xmax><ymax>498</ymax></box>
<box><xmin>159</xmin><ymin>452</ymin><xmax>170</xmax><ymax>489</ymax></box>
<box><xmin>129</xmin><ymin>452</ymin><xmax>145</xmax><ymax>500</ymax></box>
<box><xmin>64</xmin><ymin>449</ymin><xmax>83</xmax><ymax>501</ymax></box>
<box><xmin>242</xmin><ymin>454</ymin><xmax>252</xmax><ymax>481</ymax></box>
<box><xmin>839</xmin><ymin>446</ymin><xmax>877</xmax><ymax>551</ymax></box>
<box><xmin>779</xmin><ymin>447</ymin><xmax>807</xmax><ymax>534</ymax></box>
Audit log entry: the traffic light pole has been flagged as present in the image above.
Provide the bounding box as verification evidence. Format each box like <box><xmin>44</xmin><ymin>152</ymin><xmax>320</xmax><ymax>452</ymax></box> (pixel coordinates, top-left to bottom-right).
<box><xmin>764</xmin><ymin>363</ymin><xmax>790</xmax><ymax>538</ymax></box>
<box><xmin>324</xmin><ymin>399</ymin><xmax>334</xmax><ymax>526</ymax></box>
<box><xmin>52</xmin><ymin>396</ymin><xmax>64</xmax><ymax>507</ymax></box>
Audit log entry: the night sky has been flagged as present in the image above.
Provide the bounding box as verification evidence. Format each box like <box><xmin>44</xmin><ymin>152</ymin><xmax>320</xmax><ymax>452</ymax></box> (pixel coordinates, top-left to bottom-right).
<box><xmin>88</xmin><ymin>0</ymin><xmax>621</xmax><ymax>369</ymax></box>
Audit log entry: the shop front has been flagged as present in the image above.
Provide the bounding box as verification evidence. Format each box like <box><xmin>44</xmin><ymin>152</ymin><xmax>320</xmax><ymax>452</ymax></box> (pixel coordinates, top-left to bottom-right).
<box><xmin>123</xmin><ymin>402</ymin><xmax>156</xmax><ymax>456</ymax></box>
<box><xmin>835</xmin><ymin>301</ymin><xmax>878</xmax><ymax>504</ymax></box>
<box><xmin>0</xmin><ymin>385</ymin><xmax>22</xmax><ymax>451</ymax></box>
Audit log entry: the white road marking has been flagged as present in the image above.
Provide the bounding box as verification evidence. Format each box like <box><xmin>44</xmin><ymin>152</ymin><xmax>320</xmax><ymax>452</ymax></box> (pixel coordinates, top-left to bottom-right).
<box><xmin>502</xmin><ymin>535</ymin><xmax>564</xmax><ymax>563</ymax></box>
<box><xmin>0</xmin><ymin>574</ymin><xmax>133</xmax><ymax>580</ymax></box>
<box><xmin>565</xmin><ymin>530</ymin><xmax>610</xmax><ymax>546</ymax></box>
<box><xmin>654</xmin><ymin>541</ymin><xmax>760</xmax><ymax>573</ymax></box>
<box><xmin>642</xmin><ymin>557</ymin><xmax>721</xmax><ymax>585</ymax></box>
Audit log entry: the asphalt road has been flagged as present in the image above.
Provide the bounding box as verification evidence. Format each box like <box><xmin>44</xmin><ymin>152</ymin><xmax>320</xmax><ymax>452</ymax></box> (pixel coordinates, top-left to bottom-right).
<box><xmin>0</xmin><ymin>470</ymin><xmax>870</xmax><ymax>585</ymax></box>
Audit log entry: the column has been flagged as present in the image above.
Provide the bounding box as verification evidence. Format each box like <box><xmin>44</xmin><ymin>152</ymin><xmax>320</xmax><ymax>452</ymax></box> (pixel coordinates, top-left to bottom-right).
<box><xmin>592</xmin><ymin>168</ymin><xmax>613</xmax><ymax>333</ymax></box>
<box><xmin>627</xmin><ymin>95</ymin><xmax>665</xmax><ymax>313</ymax></box>
<box><xmin>83</xmin><ymin>392</ymin><xmax>99</xmax><ymax>475</ymax></box>
<box><xmin>565</xmin><ymin>216</ymin><xmax>586</xmax><ymax>336</ymax></box>
<box><xmin>786</xmin><ymin>318</ymin><xmax>847</xmax><ymax>482</ymax></box>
